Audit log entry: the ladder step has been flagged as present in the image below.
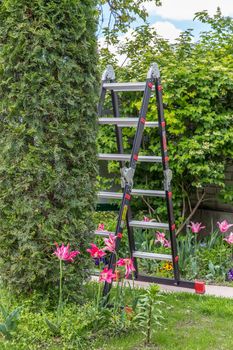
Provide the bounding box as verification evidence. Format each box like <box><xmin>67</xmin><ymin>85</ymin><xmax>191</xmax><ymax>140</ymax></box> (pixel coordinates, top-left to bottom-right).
<box><xmin>98</xmin><ymin>118</ymin><xmax>158</xmax><ymax>128</ymax></box>
<box><xmin>129</xmin><ymin>220</ymin><xmax>169</xmax><ymax>230</ymax></box>
<box><xmin>98</xmin><ymin>189</ymin><xmax>166</xmax><ymax>199</ymax></box>
<box><xmin>94</xmin><ymin>230</ymin><xmax>114</xmax><ymax>237</ymax></box>
<box><xmin>133</xmin><ymin>251</ymin><xmax>172</xmax><ymax>261</ymax></box>
<box><xmin>98</xmin><ymin>154</ymin><xmax>162</xmax><ymax>163</ymax></box>
<box><xmin>103</xmin><ymin>82</ymin><xmax>152</xmax><ymax>92</ymax></box>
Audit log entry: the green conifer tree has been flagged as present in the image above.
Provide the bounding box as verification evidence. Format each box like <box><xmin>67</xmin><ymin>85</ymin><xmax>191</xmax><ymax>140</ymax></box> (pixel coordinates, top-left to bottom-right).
<box><xmin>0</xmin><ymin>0</ymin><xmax>98</xmax><ymax>294</ymax></box>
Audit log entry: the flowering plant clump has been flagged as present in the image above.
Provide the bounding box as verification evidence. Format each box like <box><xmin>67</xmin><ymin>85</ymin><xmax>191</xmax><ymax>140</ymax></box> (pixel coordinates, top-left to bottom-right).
<box><xmin>54</xmin><ymin>243</ymin><xmax>80</xmax><ymax>262</ymax></box>
<box><xmin>46</xmin><ymin>243</ymin><xmax>80</xmax><ymax>332</ymax></box>
<box><xmin>87</xmin><ymin>243</ymin><xmax>106</xmax><ymax>259</ymax></box>
<box><xmin>188</xmin><ymin>222</ymin><xmax>205</xmax><ymax>233</ymax></box>
<box><xmin>217</xmin><ymin>220</ymin><xmax>233</xmax><ymax>233</ymax></box>
<box><xmin>155</xmin><ymin>232</ymin><xmax>171</xmax><ymax>248</ymax></box>
<box><xmin>162</xmin><ymin>262</ymin><xmax>173</xmax><ymax>271</ymax></box>
<box><xmin>99</xmin><ymin>267</ymin><xmax>116</xmax><ymax>283</ymax></box>
<box><xmin>116</xmin><ymin>258</ymin><xmax>135</xmax><ymax>278</ymax></box>
<box><xmin>103</xmin><ymin>234</ymin><xmax>117</xmax><ymax>253</ymax></box>
<box><xmin>223</xmin><ymin>232</ymin><xmax>233</xmax><ymax>245</ymax></box>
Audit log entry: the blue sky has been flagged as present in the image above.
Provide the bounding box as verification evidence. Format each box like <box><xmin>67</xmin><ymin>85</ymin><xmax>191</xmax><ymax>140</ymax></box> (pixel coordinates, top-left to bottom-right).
<box><xmin>100</xmin><ymin>0</ymin><xmax>233</xmax><ymax>42</ymax></box>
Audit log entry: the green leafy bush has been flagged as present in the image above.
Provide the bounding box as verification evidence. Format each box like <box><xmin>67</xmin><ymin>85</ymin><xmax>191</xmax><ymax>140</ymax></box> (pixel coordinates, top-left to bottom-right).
<box><xmin>99</xmin><ymin>10</ymin><xmax>233</xmax><ymax>226</ymax></box>
<box><xmin>0</xmin><ymin>0</ymin><xmax>98</xmax><ymax>294</ymax></box>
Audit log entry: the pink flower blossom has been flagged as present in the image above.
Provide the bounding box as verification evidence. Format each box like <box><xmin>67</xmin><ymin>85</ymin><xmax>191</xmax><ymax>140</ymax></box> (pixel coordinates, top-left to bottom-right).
<box><xmin>155</xmin><ymin>232</ymin><xmax>166</xmax><ymax>245</ymax></box>
<box><xmin>143</xmin><ymin>216</ymin><xmax>151</xmax><ymax>222</ymax></box>
<box><xmin>164</xmin><ymin>239</ymin><xmax>171</xmax><ymax>248</ymax></box>
<box><xmin>155</xmin><ymin>232</ymin><xmax>171</xmax><ymax>248</ymax></box>
<box><xmin>217</xmin><ymin>220</ymin><xmax>233</xmax><ymax>233</ymax></box>
<box><xmin>223</xmin><ymin>232</ymin><xmax>233</xmax><ymax>245</ymax></box>
<box><xmin>188</xmin><ymin>221</ymin><xmax>205</xmax><ymax>233</ymax></box>
<box><xmin>97</xmin><ymin>223</ymin><xmax>105</xmax><ymax>231</ymax></box>
<box><xmin>86</xmin><ymin>243</ymin><xmax>106</xmax><ymax>259</ymax></box>
<box><xmin>53</xmin><ymin>243</ymin><xmax>80</xmax><ymax>262</ymax></box>
<box><xmin>103</xmin><ymin>234</ymin><xmax>117</xmax><ymax>253</ymax></box>
<box><xmin>116</xmin><ymin>258</ymin><xmax>135</xmax><ymax>278</ymax></box>
<box><xmin>99</xmin><ymin>267</ymin><xmax>116</xmax><ymax>283</ymax></box>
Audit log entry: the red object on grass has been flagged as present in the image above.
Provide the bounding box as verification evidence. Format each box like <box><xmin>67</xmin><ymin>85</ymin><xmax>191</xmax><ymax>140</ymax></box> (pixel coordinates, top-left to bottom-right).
<box><xmin>195</xmin><ymin>281</ymin><xmax>206</xmax><ymax>294</ymax></box>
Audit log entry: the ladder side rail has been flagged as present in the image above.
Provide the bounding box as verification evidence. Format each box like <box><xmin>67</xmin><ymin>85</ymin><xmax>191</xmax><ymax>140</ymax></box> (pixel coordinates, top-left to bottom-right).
<box><xmin>110</xmin><ymin>91</ymin><xmax>139</xmax><ymax>279</ymax></box>
<box><xmin>101</xmin><ymin>80</ymin><xmax>138</xmax><ymax>296</ymax></box>
<box><xmin>105</xmin><ymin>80</ymin><xmax>153</xmax><ymax>291</ymax></box>
<box><xmin>155</xmin><ymin>74</ymin><xmax>180</xmax><ymax>283</ymax></box>
<box><xmin>98</xmin><ymin>83</ymin><xmax>107</xmax><ymax>117</ymax></box>
<box><xmin>129</xmin><ymin>81</ymin><xmax>153</xmax><ymax>167</ymax></box>
<box><xmin>111</xmin><ymin>89</ymin><xmax>137</xmax><ymax>271</ymax></box>
<box><xmin>103</xmin><ymin>183</ymin><xmax>132</xmax><ymax>296</ymax></box>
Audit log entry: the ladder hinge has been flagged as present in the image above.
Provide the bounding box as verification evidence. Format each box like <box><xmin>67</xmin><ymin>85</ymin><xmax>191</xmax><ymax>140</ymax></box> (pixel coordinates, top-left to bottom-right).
<box><xmin>121</xmin><ymin>167</ymin><xmax>135</xmax><ymax>188</ymax></box>
<box><xmin>102</xmin><ymin>65</ymin><xmax>115</xmax><ymax>81</ymax></box>
<box><xmin>164</xmin><ymin>169</ymin><xmax>172</xmax><ymax>191</ymax></box>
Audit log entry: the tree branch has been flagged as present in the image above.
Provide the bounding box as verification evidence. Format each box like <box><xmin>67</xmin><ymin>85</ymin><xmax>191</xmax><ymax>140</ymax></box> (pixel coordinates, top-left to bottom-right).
<box><xmin>176</xmin><ymin>190</ymin><xmax>206</xmax><ymax>236</ymax></box>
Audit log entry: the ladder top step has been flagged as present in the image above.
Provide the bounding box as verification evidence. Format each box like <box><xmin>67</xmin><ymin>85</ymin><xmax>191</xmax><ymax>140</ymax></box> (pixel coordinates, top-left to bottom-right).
<box><xmin>98</xmin><ymin>154</ymin><xmax>162</xmax><ymax>163</ymax></box>
<box><xmin>98</xmin><ymin>189</ymin><xmax>166</xmax><ymax>199</ymax></box>
<box><xmin>94</xmin><ymin>230</ymin><xmax>114</xmax><ymax>237</ymax></box>
<box><xmin>133</xmin><ymin>251</ymin><xmax>172</xmax><ymax>261</ymax></box>
<box><xmin>98</xmin><ymin>118</ymin><xmax>158</xmax><ymax>128</ymax></box>
<box><xmin>103</xmin><ymin>82</ymin><xmax>155</xmax><ymax>92</ymax></box>
<box><xmin>129</xmin><ymin>220</ymin><xmax>169</xmax><ymax>230</ymax></box>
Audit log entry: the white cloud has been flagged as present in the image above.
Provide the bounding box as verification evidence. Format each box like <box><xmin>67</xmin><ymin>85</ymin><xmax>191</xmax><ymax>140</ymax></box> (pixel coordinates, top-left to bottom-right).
<box><xmin>152</xmin><ymin>21</ymin><xmax>182</xmax><ymax>42</ymax></box>
<box><xmin>99</xmin><ymin>21</ymin><xmax>181</xmax><ymax>65</ymax></box>
<box><xmin>98</xmin><ymin>21</ymin><xmax>182</xmax><ymax>66</ymax></box>
<box><xmin>143</xmin><ymin>0</ymin><xmax>233</xmax><ymax>20</ymax></box>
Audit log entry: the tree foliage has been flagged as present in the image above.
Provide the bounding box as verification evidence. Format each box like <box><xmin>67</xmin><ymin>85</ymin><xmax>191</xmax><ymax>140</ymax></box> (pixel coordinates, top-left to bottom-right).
<box><xmin>0</xmin><ymin>0</ymin><xmax>98</xmax><ymax>293</ymax></box>
<box><xmin>99</xmin><ymin>10</ymin><xmax>233</xmax><ymax>227</ymax></box>
<box><xmin>98</xmin><ymin>0</ymin><xmax>161</xmax><ymax>43</ymax></box>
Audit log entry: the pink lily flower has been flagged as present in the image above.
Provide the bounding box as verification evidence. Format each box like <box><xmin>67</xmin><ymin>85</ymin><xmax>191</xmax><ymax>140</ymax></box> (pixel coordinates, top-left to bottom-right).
<box><xmin>164</xmin><ymin>239</ymin><xmax>171</xmax><ymax>248</ymax></box>
<box><xmin>143</xmin><ymin>216</ymin><xmax>151</xmax><ymax>222</ymax></box>
<box><xmin>86</xmin><ymin>243</ymin><xmax>106</xmax><ymax>259</ymax></box>
<box><xmin>99</xmin><ymin>267</ymin><xmax>116</xmax><ymax>283</ymax></box>
<box><xmin>53</xmin><ymin>243</ymin><xmax>80</xmax><ymax>262</ymax></box>
<box><xmin>223</xmin><ymin>232</ymin><xmax>233</xmax><ymax>245</ymax></box>
<box><xmin>217</xmin><ymin>220</ymin><xmax>233</xmax><ymax>233</ymax></box>
<box><xmin>103</xmin><ymin>234</ymin><xmax>117</xmax><ymax>253</ymax></box>
<box><xmin>188</xmin><ymin>221</ymin><xmax>205</xmax><ymax>233</ymax></box>
<box><xmin>155</xmin><ymin>232</ymin><xmax>166</xmax><ymax>245</ymax></box>
<box><xmin>116</xmin><ymin>258</ymin><xmax>135</xmax><ymax>278</ymax></box>
<box><xmin>97</xmin><ymin>223</ymin><xmax>105</xmax><ymax>231</ymax></box>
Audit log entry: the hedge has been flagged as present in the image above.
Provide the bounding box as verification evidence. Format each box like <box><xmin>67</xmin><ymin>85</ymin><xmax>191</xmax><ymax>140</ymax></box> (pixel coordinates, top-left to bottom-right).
<box><xmin>0</xmin><ymin>0</ymin><xmax>98</xmax><ymax>294</ymax></box>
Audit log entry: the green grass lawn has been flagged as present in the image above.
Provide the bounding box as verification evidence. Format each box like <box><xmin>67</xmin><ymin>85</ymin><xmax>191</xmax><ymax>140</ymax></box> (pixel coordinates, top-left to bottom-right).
<box><xmin>0</xmin><ymin>287</ymin><xmax>232</xmax><ymax>350</ymax></box>
<box><xmin>95</xmin><ymin>292</ymin><xmax>233</xmax><ymax>350</ymax></box>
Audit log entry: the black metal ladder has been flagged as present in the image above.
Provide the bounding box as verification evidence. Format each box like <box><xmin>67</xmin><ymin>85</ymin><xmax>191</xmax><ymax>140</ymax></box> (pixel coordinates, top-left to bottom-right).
<box><xmin>97</xmin><ymin>63</ymin><xmax>195</xmax><ymax>295</ymax></box>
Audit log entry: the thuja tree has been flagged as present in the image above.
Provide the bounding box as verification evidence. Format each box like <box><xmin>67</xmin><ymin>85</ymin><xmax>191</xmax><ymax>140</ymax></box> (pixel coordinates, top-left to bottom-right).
<box><xmin>0</xmin><ymin>0</ymin><xmax>99</xmax><ymax>294</ymax></box>
<box><xmin>99</xmin><ymin>10</ymin><xmax>233</xmax><ymax>230</ymax></box>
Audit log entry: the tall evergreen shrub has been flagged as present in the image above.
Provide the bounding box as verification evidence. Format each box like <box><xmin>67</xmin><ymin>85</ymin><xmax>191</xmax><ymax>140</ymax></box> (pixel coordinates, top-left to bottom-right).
<box><xmin>0</xmin><ymin>0</ymin><xmax>98</xmax><ymax>293</ymax></box>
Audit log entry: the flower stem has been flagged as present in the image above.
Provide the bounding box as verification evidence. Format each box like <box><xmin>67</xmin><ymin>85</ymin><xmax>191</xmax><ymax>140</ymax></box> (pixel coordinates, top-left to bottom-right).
<box><xmin>97</xmin><ymin>259</ymin><xmax>101</xmax><ymax>309</ymax></box>
<box><xmin>57</xmin><ymin>259</ymin><xmax>63</xmax><ymax>321</ymax></box>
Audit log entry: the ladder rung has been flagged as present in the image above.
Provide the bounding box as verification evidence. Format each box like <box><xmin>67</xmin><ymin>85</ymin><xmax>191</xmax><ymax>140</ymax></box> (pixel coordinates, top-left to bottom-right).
<box><xmin>132</xmin><ymin>189</ymin><xmax>166</xmax><ymax>197</ymax></box>
<box><xmin>103</xmin><ymin>82</ymin><xmax>151</xmax><ymax>92</ymax></box>
<box><xmin>133</xmin><ymin>251</ymin><xmax>172</xmax><ymax>261</ymax></box>
<box><xmin>98</xmin><ymin>189</ymin><xmax>166</xmax><ymax>199</ymax></box>
<box><xmin>94</xmin><ymin>230</ymin><xmax>114</xmax><ymax>237</ymax></box>
<box><xmin>98</xmin><ymin>154</ymin><xmax>162</xmax><ymax>163</ymax></box>
<box><xmin>98</xmin><ymin>118</ymin><xmax>158</xmax><ymax>128</ymax></box>
<box><xmin>129</xmin><ymin>220</ymin><xmax>169</xmax><ymax>230</ymax></box>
